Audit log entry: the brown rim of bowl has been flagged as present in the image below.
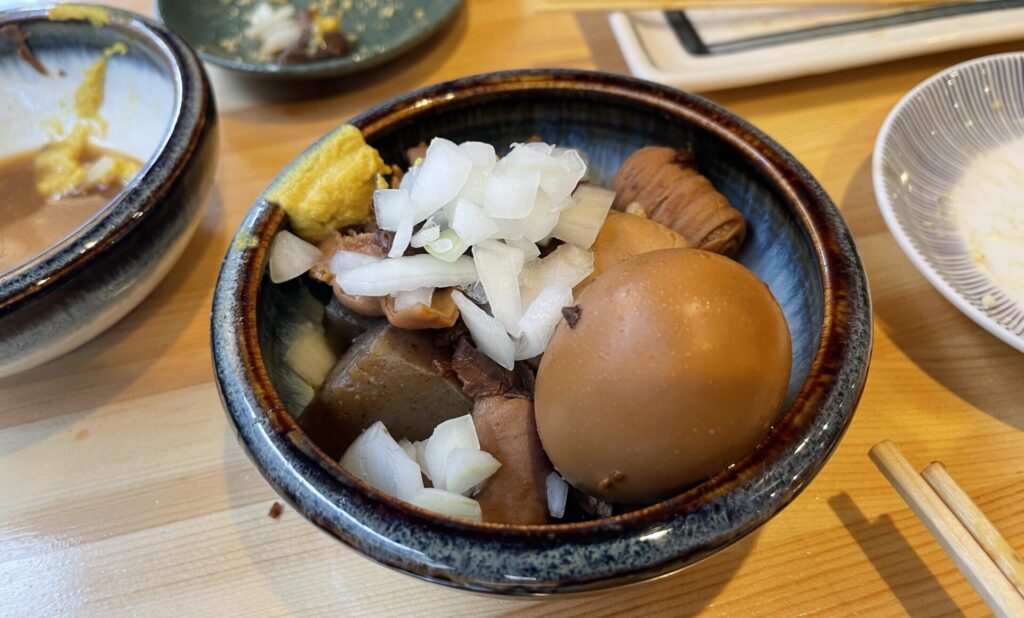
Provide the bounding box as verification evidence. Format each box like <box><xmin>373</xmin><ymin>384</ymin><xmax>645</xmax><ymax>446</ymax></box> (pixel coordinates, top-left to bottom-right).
<box><xmin>230</xmin><ymin>70</ymin><xmax>869</xmax><ymax>542</ymax></box>
<box><xmin>0</xmin><ymin>6</ymin><xmax>213</xmax><ymax>313</ymax></box>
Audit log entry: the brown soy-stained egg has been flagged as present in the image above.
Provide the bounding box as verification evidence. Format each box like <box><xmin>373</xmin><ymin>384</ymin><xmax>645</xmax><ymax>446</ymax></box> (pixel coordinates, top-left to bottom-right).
<box><xmin>576</xmin><ymin>210</ymin><xmax>690</xmax><ymax>292</ymax></box>
<box><xmin>535</xmin><ymin>248</ymin><xmax>792</xmax><ymax>504</ymax></box>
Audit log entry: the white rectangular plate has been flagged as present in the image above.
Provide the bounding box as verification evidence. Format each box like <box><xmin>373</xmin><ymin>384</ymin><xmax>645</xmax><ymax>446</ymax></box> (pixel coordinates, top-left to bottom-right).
<box><xmin>609</xmin><ymin>2</ymin><xmax>1024</xmax><ymax>91</ymax></box>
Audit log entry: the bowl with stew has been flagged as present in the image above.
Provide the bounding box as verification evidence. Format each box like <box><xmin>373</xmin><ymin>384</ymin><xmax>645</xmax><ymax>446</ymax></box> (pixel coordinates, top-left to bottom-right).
<box><xmin>0</xmin><ymin>5</ymin><xmax>217</xmax><ymax>377</ymax></box>
<box><xmin>212</xmin><ymin>70</ymin><xmax>871</xmax><ymax>594</ymax></box>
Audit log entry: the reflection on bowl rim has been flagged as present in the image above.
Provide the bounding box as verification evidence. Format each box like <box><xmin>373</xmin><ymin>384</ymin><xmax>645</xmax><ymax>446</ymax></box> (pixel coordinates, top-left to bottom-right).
<box><xmin>212</xmin><ymin>69</ymin><xmax>872</xmax><ymax>594</ymax></box>
<box><xmin>0</xmin><ymin>6</ymin><xmax>185</xmax><ymax>310</ymax></box>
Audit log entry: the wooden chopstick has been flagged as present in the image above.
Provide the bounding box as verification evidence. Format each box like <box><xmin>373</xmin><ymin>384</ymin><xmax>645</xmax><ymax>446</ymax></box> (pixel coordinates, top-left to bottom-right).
<box><xmin>869</xmin><ymin>441</ymin><xmax>1024</xmax><ymax>617</ymax></box>
<box><xmin>531</xmin><ymin>0</ymin><xmax>959</xmax><ymax>11</ymax></box>
<box><xmin>922</xmin><ymin>462</ymin><xmax>1024</xmax><ymax>597</ymax></box>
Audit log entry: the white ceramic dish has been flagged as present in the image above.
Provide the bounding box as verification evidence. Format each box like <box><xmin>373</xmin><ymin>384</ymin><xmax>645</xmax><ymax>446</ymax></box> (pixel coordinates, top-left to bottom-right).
<box><xmin>609</xmin><ymin>5</ymin><xmax>1024</xmax><ymax>92</ymax></box>
<box><xmin>873</xmin><ymin>52</ymin><xmax>1024</xmax><ymax>353</ymax></box>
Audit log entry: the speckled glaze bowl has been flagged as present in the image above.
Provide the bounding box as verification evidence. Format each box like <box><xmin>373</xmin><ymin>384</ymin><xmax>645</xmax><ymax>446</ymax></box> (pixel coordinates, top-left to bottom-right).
<box><xmin>212</xmin><ymin>70</ymin><xmax>871</xmax><ymax>595</ymax></box>
<box><xmin>0</xmin><ymin>5</ymin><xmax>217</xmax><ymax>377</ymax></box>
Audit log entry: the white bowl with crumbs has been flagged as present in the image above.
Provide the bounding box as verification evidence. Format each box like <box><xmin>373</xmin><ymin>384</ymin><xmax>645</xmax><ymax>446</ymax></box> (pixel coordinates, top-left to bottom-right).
<box><xmin>874</xmin><ymin>53</ymin><xmax>1024</xmax><ymax>353</ymax></box>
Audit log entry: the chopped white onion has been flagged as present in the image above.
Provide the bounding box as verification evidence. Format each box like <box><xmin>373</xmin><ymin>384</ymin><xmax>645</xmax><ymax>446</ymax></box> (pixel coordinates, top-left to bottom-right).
<box><xmin>410</xmin><ymin>217</ymin><xmax>441</xmax><ymax>248</ymax></box>
<box><xmin>461</xmin><ymin>280</ymin><xmax>488</xmax><ymax>305</ymax></box>
<box><xmin>445</xmin><ymin>448</ymin><xmax>501</xmax><ymax>496</ymax></box>
<box><xmin>269</xmin><ymin>230</ymin><xmax>322</xmax><ymax>284</ymax></box>
<box><xmin>425</xmin><ymin>229</ymin><xmax>470</xmax><ymax>263</ymax></box>
<box><xmin>518</xmin><ymin>192</ymin><xmax>562</xmax><ymax>243</ymax></box>
<box><xmin>392</xmin><ymin>287</ymin><xmax>434</xmax><ymax>311</ymax></box>
<box><xmin>258</xmin><ymin>21</ymin><xmax>303</xmax><ymax>56</ymax></box>
<box><xmin>450</xmin><ymin>290</ymin><xmax>515</xmax><ymax>370</ymax></box>
<box><xmin>484</xmin><ymin>169</ymin><xmax>540</xmax><ymax>219</ymax></box>
<box><xmin>408</xmin><ymin>488</ymin><xmax>482</xmax><ymax>521</ymax></box>
<box><xmin>373</xmin><ymin>188</ymin><xmax>409</xmax><ymax>232</ymax></box>
<box><xmin>505</xmin><ymin>237</ymin><xmax>541</xmax><ymax>261</ymax></box>
<box><xmin>541</xmin><ymin>149</ymin><xmax>587</xmax><ymax>203</ymax></box>
<box><xmin>451</xmin><ymin>198</ymin><xmax>499</xmax><ymax>246</ymax></box>
<box><xmin>245</xmin><ymin>3</ymin><xmax>295</xmax><ymax>39</ymax></box>
<box><xmin>546</xmin><ymin>472</ymin><xmax>569</xmax><ymax>519</ymax></box>
<box><xmin>336</xmin><ymin>254</ymin><xmax>477</xmax><ymax>296</ymax></box>
<box><xmin>399</xmin><ymin>162</ymin><xmax>421</xmax><ymax>192</ymax></box>
<box><xmin>501</xmin><ymin>142</ymin><xmax>554</xmax><ymax>171</ymax></box>
<box><xmin>514</xmin><ymin>285</ymin><xmax>573</xmax><ymax>360</ymax></box>
<box><xmin>422</xmin><ymin>415</ymin><xmax>480</xmax><ymax>490</ymax></box>
<box><xmin>459</xmin><ymin>141</ymin><xmax>497</xmax><ymax>168</ymax></box>
<box><xmin>459</xmin><ymin>167</ymin><xmax>491</xmax><ymax>206</ymax></box>
<box><xmin>433</xmin><ymin>200</ymin><xmax>456</xmax><ymax>228</ymax></box>
<box><xmin>500</xmin><ymin>143</ymin><xmax>587</xmax><ymax>204</ymax></box>
<box><xmin>285</xmin><ymin>324</ymin><xmax>338</xmax><ymax>387</ymax></box>
<box><xmin>339</xmin><ymin>422</ymin><xmax>424</xmax><ymax>502</ymax></box>
<box><xmin>410</xmin><ymin>138</ymin><xmax>473</xmax><ymax>217</ymax></box>
<box><xmin>490</xmin><ymin>216</ymin><xmax>526</xmax><ymax>241</ymax></box>
<box><xmin>552</xmin><ymin>184</ymin><xmax>615</xmax><ymax>249</ymax></box>
<box><xmin>388</xmin><ymin>200</ymin><xmax>416</xmax><ymax>258</ymax></box>
<box><xmin>398</xmin><ymin>438</ymin><xmax>417</xmax><ymax>462</ymax></box>
<box><xmin>414</xmin><ymin>440</ymin><xmax>429</xmax><ymax>472</ymax></box>
<box><xmin>473</xmin><ymin>240</ymin><xmax>525</xmax><ymax>335</ymax></box>
<box><xmin>329</xmin><ymin>250</ymin><xmax>382</xmax><ymax>276</ymax></box>
<box><xmin>519</xmin><ymin>244</ymin><xmax>594</xmax><ymax>308</ymax></box>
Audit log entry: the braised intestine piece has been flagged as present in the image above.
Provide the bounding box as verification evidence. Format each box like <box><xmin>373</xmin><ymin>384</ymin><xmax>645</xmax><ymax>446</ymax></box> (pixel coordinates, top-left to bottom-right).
<box><xmin>312</xmin><ymin>231</ymin><xmax>460</xmax><ymax>328</ymax></box>
<box><xmin>610</xmin><ymin>147</ymin><xmax>746</xmax><ymax>257</ymax></box>
<box><xmin>383</xmin><ymin>289</ymin><xmax>459</xmax><ymax>330</ymax></box>
<box><xmin>310</xmin><ymin>231</ymin><xmax>387</xmax><ymax>316</ymax></box>
<box><xmin>472</xmin><ymin>396</ymin><xmax>553</xmax><ymax>525</ymax></box>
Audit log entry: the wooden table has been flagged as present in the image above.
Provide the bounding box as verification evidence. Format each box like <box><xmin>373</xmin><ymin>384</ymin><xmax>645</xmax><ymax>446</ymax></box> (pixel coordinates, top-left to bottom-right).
<box><xmin>3</xmin><ymin>1</ymin><xmax>1023</xmax><ymax>615</ymax></box>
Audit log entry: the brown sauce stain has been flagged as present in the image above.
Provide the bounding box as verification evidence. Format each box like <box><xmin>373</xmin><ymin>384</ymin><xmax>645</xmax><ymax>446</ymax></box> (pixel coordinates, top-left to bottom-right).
<box><xmin>0</xmin><ymin>146</ymin><xmax>137</xmax><ymax>274</ymax></box>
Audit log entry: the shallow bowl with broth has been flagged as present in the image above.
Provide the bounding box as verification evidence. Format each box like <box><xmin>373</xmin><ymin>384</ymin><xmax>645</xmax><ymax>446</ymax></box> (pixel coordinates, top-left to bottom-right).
<box><xmin>0</xmin><ymin>5</ymin><xmax>217</xmax><ymax>377</ymax></box>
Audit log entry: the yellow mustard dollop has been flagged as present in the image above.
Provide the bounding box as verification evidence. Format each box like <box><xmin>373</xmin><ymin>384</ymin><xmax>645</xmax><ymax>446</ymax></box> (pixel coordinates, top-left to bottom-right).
<box><xmin>35</xmin><ymin>42</ymin><xmax>138</xmax><ymax>198</ymax></box>
<box><xmin>265</xmin><ymin>124</ymin><xmax>389</xmax><ymax>243</ymax></box>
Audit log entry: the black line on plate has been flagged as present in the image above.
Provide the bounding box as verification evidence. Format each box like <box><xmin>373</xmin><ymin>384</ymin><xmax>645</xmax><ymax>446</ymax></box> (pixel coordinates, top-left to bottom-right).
<box><xmin>666</xmin><ymin>1</ymin><xmax>1024</xmax><ymax>56</ymax></box>
<box><xmin>665</xmin><ymin>11</ymin><xmax>710</xmax><ymax>56</ymax></box>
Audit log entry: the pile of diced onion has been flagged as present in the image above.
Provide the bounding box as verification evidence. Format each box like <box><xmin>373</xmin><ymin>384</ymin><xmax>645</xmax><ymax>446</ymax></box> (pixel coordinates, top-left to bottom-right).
<box><xmin>340</xmin><ymin>415</ymin><xmax>501</xmax><ymax>521</ymax></box>
<box><xmin>268</xmin><ymin>138</ymin><xmax>615</xmax><ymax>520</ymax></box>
<box><xmin>332</xmin><ymin>138</ymin><xmax>613</xmax><ymax>369</ymax></box>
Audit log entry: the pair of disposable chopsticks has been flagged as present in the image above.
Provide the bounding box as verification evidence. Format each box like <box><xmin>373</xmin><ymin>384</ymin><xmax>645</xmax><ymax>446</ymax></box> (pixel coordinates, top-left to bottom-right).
<box><xmin>531</xmin><ymin>0</ymin><xmax>960</xmax><ymax>11</ymax></box>
<box><xmin>869</xmin><ymin>441</ymin><xmax>1024</xmax><ymax>617</ymax></box>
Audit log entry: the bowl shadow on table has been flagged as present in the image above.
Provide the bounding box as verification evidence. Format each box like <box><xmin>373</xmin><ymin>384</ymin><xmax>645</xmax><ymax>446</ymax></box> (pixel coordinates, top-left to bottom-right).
<box><xmin>0</xmin><ymin>187</ymin><xmax>226</xmax><ymax>442</ymax></box>
<box><xmin>827</xmin><ymin>493</ymin><xmax>961</xmax><ymax>615</ymax></box>
<box><xmin>211</xmin><ymin>4</ymin><xmax>468</xmax><ymax>117</ymax></box>
<box><xmin>840</xmin><ymin>157</ymin><xmax>1024</xmax><ymax>431</ymax></box>
<box><xmin>221</xmin><ymin>423</ymin><xmax>758</xmax><ymax>614</ymax></box>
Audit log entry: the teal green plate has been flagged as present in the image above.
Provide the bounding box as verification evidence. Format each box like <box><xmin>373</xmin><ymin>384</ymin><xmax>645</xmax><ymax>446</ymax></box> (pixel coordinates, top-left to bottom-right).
<box><xmin>154</xmin><ymin>0</ymin><xmax>462</xmax><ymax>78</ymax></box>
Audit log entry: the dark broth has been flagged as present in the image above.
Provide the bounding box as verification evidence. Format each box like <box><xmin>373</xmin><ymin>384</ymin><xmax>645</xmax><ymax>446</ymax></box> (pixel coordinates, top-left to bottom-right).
<box><xmin>0</xmin><ymin>146</ymin><xmax>138</xmax><ymax>274</ymax></box>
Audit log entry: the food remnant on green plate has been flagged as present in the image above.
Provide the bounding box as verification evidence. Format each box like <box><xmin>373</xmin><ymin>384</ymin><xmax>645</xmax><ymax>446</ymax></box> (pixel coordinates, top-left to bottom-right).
<box><xmin>243</xmin><ymin>2</ymin><xmax>353</xmax><ymax>63</ymax></box>
<box><xmin>48</xmin><ymin>5</ymin><xmax>111</xmax><ymax>27</ymax></box>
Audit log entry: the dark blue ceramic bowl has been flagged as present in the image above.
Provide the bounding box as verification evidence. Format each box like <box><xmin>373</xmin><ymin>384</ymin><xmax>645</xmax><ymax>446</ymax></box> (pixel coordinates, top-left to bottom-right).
<box><xmin>212</xmin><ymin>70</ymin><xmax>871</xmax><ymax>595</ymax></box>
<box><xmin>0</xmin><ymin>5</ymin><xmax>217</xmax><ymax>377</ymax></box>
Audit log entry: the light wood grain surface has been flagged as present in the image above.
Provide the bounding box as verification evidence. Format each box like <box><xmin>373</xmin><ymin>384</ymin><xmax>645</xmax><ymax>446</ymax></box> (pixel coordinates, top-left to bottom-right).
<box><xmin>3</xmin><ymin>1</ymin><xmax>1024</xmax><ymax>615</ymax></box>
